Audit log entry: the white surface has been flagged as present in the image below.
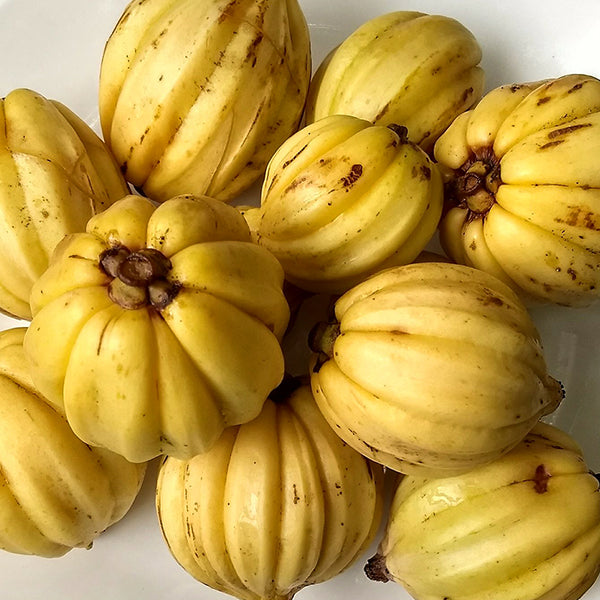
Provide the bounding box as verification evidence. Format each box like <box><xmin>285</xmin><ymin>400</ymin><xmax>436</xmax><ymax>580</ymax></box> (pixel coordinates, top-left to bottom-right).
<box><xmin>1</xmin><ymin>1</ymin><xmax>600</xmax><ymax>599</ymax></box>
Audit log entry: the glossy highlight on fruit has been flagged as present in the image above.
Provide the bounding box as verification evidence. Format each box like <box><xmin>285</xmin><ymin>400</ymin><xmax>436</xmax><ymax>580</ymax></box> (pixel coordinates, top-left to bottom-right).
<box><xmin>366</xmin><ymin>422</ymin><xmax>600</xmax><ymax>600</ymax></box>
<box><xmin>157</xmin><ymin>381</ymin><xmax>384</xmax><ymax>600</ymax></box>
<box><xmin>256</xmin><ymin>115</ymin><xmax>444</xmax><ymax>294</ymax></box>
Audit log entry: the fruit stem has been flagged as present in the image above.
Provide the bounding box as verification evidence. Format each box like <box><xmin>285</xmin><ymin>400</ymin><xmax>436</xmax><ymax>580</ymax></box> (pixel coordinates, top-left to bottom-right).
<box><xmin>99</xmin><ymin>245</ymin><xmax>180</xmax><ymax>310</ymax></box>
<box><xmin>453</xmin><ymin>153</ymin><xmax>501</xmax><ymax>216</ymax></box>
<box><xmin>308</xmin><ymin>321</ymin><xmax>340</xmax><ymax>359</ymax></box>
<box><xmin>364</xmin><ymin>553</ymin><xmax>391</xmax><ymax>583</ymax></box>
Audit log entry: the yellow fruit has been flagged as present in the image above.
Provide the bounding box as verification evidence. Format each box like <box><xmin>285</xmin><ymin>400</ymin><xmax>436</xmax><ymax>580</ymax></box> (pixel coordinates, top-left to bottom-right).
<box><xmin>99</xmin><ymin>0</ymin><xmax>311</xmax><ymax>203</ymax></box>
<box><xmin>156</xmin><ymin>380</ymin><xmax>384</xmax><ymax>600</ymax></box>
<box><xmin>309</xmin><ymin>261</ymin><xmax>563</xmax><ymax>477</ymax></box>
<box><xmin>366</xmin><ymin>422</ymin><xmax>600</xmax><ymax>600</ymax></box>
<box><xmin>0</xmin><ymin>327</ymin><xmax>145</xmax><ymax>558</ymax></box>
<box><xmin>23</xmin><ymin>194</ymin><xmax>289</xmax><ymax>463</ymax></box>
<box><xmin>255</xmin><ymin>114</ymin><xmax>444</xmax><ymax>294</ymax></box>
<box><xmin>434</xmin><ymin>74</ymin><xmax>600</xmax><ymax>306</ymax></box>
<box><xmin>0</xmin><ymin>88</ymin><xmax>129</xmax><ymax>320</ymax></box>
<box><xmin>305</xmin><ymin>11</ymin><xmax>484</xmax><ymax>153</ymax></box>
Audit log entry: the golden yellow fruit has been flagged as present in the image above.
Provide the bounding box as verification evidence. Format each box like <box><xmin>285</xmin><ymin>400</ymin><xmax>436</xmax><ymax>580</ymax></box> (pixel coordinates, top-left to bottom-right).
<box><xmin>99</xmin><ymin>0</ymin><xmax>311</xmax><ymax>202</ymax></box>
<box><xmin>23</xmin><ymin>194</ymin><xmax>289</xmax><ymax>463</ymax></box>
<box><xmin>305</xmin><ymin>11</ymin><xmax>484</xmax><ymax>153</ymax></box>
<box><xmin>309</xmin><ymin>261</ymin><xmax>563</xmax><ymax>477</ymax></box>
<box><xmin>256</xmin><ymin>114</ymin><xmax>443</xmax><ymax>294</ymax></box>
<box><xmin>434</xmin><ymin>74</ymin><xmax>600</xmax><ymax>306</ymax></box>
<box><xmin>157</xmin><ymin>380</ymin><xmax>384</xmax><ymax>600</ymax></box>
<box><xmin>0</xmin><ymin>88</ymin><xmax>129</xmax><ymax>320</ymax></box>
<box><xmin>0</xmin><ymin>327</ymin><xmax>145</xmax><ymax>558</ymax></box>
<box><xmin>366</xmin><ymin>422</ymin><xmax>600</xmax><ymax>600</ymax></box>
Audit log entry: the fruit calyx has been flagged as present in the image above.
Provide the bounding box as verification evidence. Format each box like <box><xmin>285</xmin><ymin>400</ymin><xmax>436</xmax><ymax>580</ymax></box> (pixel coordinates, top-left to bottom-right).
<box><xmin>308</xmin><ymin>320</ymin><xmax>341</xmax><ymax>373</ymax></box>
<box><xmin>364</xmin><ymin>553</ymin><xmax>391</xmax><ymax>583</ymax></box>
<box><xmin>99</xmin><ymin>244</ymin><xmax>180</xmax><ymax>310</ymax></box>
<box><xmin>452</xmin><ymin>148</ymin><xmax>501</xmax><ymax>217</ymax></box>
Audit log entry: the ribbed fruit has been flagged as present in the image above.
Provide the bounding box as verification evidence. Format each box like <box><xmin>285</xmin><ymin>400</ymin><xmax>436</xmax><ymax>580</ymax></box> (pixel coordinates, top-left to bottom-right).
<box><xmin>99</xmin><ymin>0</ymin><xmax>311</xmax><ymax>202</ymax></box>
<box><xmin>157</xmin><ymin>380</ymin><xmax>384</xmax><ymax>600</ymax></box>
<box><xmin>309</xmin><ymin>261</ymin><xmax>563</xmax><ymax>477</ymax></box>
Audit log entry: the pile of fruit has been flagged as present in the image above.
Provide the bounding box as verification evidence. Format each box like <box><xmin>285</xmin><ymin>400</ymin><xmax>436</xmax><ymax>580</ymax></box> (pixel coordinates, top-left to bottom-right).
<box><xmin>1</xmin><ymin>1</ymin><xmax>600</xmax><ymax>599</ymax></box>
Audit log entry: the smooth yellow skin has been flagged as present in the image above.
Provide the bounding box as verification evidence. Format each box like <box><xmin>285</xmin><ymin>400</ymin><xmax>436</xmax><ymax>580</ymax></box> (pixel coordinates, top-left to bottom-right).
<box><xmin>157</xmin><ymin>385</ymin><xmax>383</xmax><ymax>600</ymax></box>
<box><xmin>376</xmin><ymin>422</ymin><xmax>600</xmax><ymax>600</ymax></box>
<box><xmin>0</xmin><ymin>88</ymin><xmax>128</xmax><ymax>320</ymax></box>
<box><xmin>24</xmin><ymin>195</ymin><xmax>289</xmax><ymax>463</ymax></box>
<box><xmin>310</xmin><ymin>262</ymin><xmax>562</xmax><ymax>477</ymax></box>
<box><xmin>0</xmin><ymin>328</ymin><xmax>145</xmax><ymax>558</ymax></box>
<box><xmin>257</xmin><ymin>114</ymin><xmax>444</xmax><ymax>294</ymax></box>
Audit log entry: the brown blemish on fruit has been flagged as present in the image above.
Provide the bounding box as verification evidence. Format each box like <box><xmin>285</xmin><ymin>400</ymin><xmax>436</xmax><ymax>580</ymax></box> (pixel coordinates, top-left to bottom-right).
<box><xmin>548</xmin><ymin>123</ymin><xmax>592</xmax><ymax>139</ymax></box>
<box><xmin>533</xmin><ymin>464</ymin><xmax>551</xmax><ymax>493</ymax></box>
<box><xmin>539</xmin><ymin>140</ymin><xmax>564</xmax><ymax>150</ymax></box>
<box><xmin>281</xmin><ymin>144</ymin><xmax>308</xmax><ymax>169</ymax></box>
<box><xmin>568</xmin><ymin>82</ymin><xmax>585</xmax><ymax>94</ymax></box>
<box><xmin>555</xmin><ymin>206</ymin><xmax>600</xmax><ymax>230</ymax></box>
<box><xmin>340</xmin><ymin>164</ymin><xmax>363</xmax><ymax>187</ymax></box>
<box><xmin>412</xmin><ymin>165</ymin><xmax>432</xmax><ymax>181</ymax></box>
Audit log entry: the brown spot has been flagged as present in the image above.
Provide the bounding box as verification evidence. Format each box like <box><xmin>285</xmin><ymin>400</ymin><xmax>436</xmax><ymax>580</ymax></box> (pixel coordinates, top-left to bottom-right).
<box><xmin>555</xmin><ymin>206</ymin><xmax>600</xmax><ymax>230</ymax></box>
<box><xmin>462</xmin><ymin>86</ymin><xmax>474</xmax><ymax>103</ymax></box>
<box><xmin>568</xmin><ymin>82</ymin><xmax>585</xmax><ymax>93</ymax></box>
<box><xmin>567</xmin><ymin>267</ymin><xmax>577</xmax><ymax>281</ymax></box>
<box><xmin>479</xmin><ymin>287</ymin><xmax>505</xmax><ymax>307</ymax></box>
<box><xmin>537</xmin><ymin>96</ymin><xmax>551</xmax><ymax>105</ymax></box>
<box><xmin>533</xmin><ymin>464</ymin><xmax>551</xmax><ymax>493</ymax></box>
<box><xmin>281</xmin><ymin>144</ymin><xmax>308</xmax><ymax>169</ymax></box>
<box><xmin>340</xmin><ymin>164</ymin><xmax>363</xmax><ymax>187</ymax></box>
<box><xmin>412</xmin><ymin>165</ymin><xmax>431</xmax><ymax>181</ymax></box>
<box><xmin>284</xmin><ymin>175</ymin><xmax>308</xmax><ymax>194</ymax></box>
<box><xmin>539</xmin><ymin>140</ymin><xmax>564</xmax><ymax>150</ymax></box>
<box><xmin>548</xmin><ymin>123</ymin><xmax>592</xmax><ymax>139</ymax></box>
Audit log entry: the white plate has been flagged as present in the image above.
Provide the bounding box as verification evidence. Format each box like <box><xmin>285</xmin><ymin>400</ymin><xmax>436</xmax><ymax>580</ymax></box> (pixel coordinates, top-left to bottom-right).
<box><xmin>1</xmin><ymin>1</ymin><xmax>600</xmax><ymax>599</ymax></box>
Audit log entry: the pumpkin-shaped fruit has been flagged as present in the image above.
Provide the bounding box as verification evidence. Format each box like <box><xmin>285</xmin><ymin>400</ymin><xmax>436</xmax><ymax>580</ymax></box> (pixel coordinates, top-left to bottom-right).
<box><xmin>434</xmin><ymin>74</ymin><xmax>600</xmax><ymax>306</ymax></box>
<box><xmin>23</xmin><ymin>194</ymin><xmax>290</xmax><ymax>463</ymax></box>
<box><xmin>305</xmin><ymin>11</ymin><xmax>484</xmax><ymax>153</ymax></box>
<box><xmin>99</xmin><ymin>0</ymin><xmax>311</xmax><ymax>203</ymax></box>
<box><xmin>157</xmin><ymin>380</ymin><xmax>384</xmax><ymax>600</ymax></box>
<box><xmin>365</xmin><ymin>422</ymin><xmax>600</xmax><ymax>600</ymax></box>
<box><xmin>0</xmin><ymin>327</ymin><xmax>145</xmax><ymax>558</ymax></box>
<box><xmin>255</xmin><ymin>114</ymin><xmax>444</xmax><ymax>294</ymax></box>
<box><xmin>0</xmin><ymin>88</ymin><xmax>129</xmax><ymax>320</ymax></box>
<box><xmin>309</xmin><ymin>261</ymin><xmax>563</xmax><ymax>477</ymax></box>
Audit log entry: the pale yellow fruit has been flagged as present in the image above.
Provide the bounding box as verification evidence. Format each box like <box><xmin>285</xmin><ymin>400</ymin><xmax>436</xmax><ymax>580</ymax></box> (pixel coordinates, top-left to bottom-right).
<box><xmin>99</xmin><ymin>0</ymin><xmax>311</xmax><ymax>203</ymax></box>
<box><xmin>0</xmin><ymin>327</ymin><xmax>145</xmax><ymax>558</ymax></box>
<box><xmin>157</xmin><ymin>382</ymin><xmax>384</xmax><ymax>600</ymax></box>
<box><xmin>305</xmin><ymin>11</ymin><xmax>484</xmax><ymax>153</ymax></box>
<box><xmin>434</xmin><ymin>74</ymin><xmax>600</xmax><ymax>306</ymax></box>
<box><xmin>366</xmin><ymin>422</ymin><xmax>600</xmax><ymax>600</ymax></box>
<box><xmin>309</xmin><ymin>261</ymin><xmax>563</xmax><ymax>477</ymax></box>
